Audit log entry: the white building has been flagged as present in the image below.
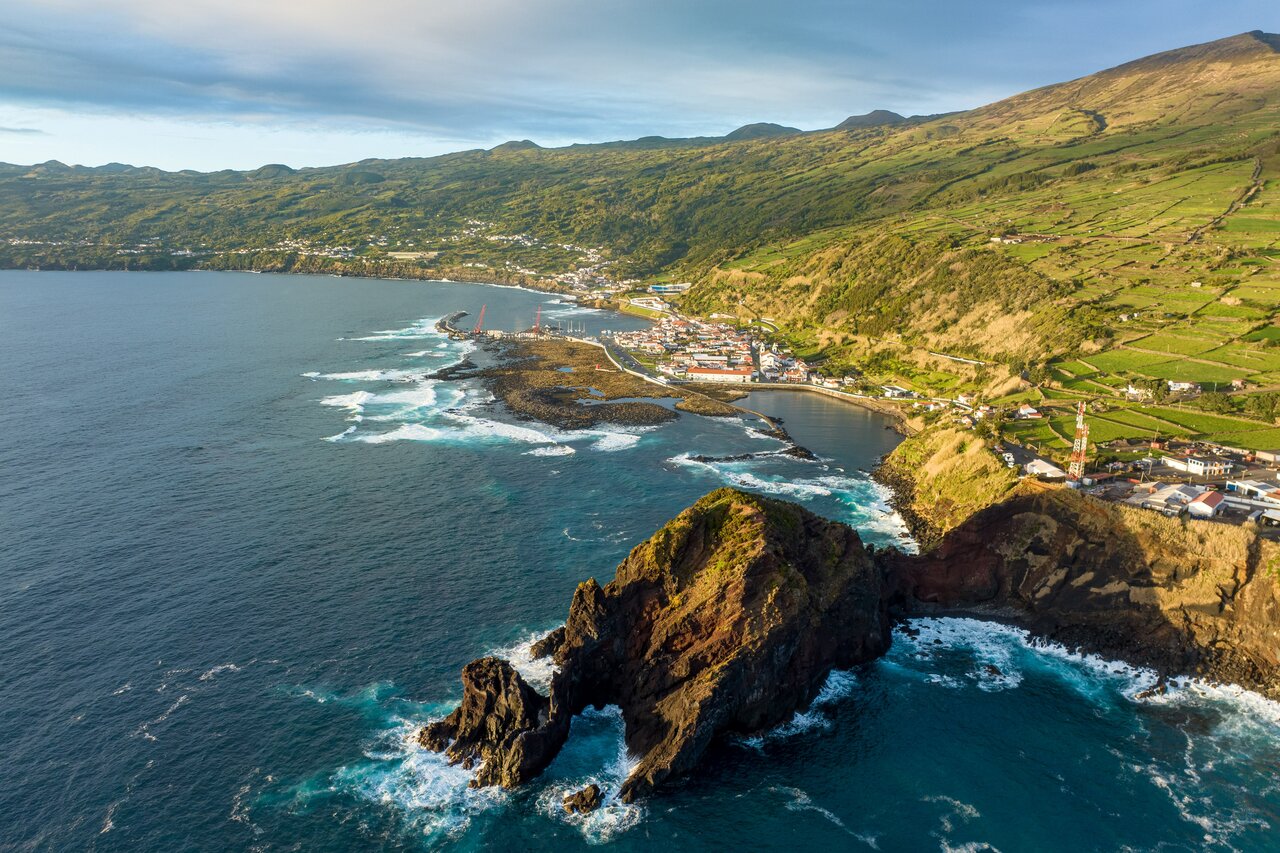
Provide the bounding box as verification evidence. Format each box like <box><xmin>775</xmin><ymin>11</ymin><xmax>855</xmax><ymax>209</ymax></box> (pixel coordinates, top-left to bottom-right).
<box><xmin>1187</xmin><ymin>491</ymin><xmax>1226</xmax><ymax>518</ymax></box>
<box><xmin>1127</xmin><ymin>483</ymin><xmax>1204</xmax><ymax>515</ymax></box>
<box><xmin>1164</xmin><ymin>456</ymin><xmax>1232</xmax><ymax>478</ymax></box>
<box><xmin>1226</xmin><ymin>480</ymin><xmax>1280</xmax><ymax>505</ymax></box>
<box><xmin>686</xmin><ymin>366</ymin><xmax>754</xmax><ymax>384</ymax></box>
<box><xmin>1024</xmin><ymin>459</ymin><xmax>1068</xmax><ymax>479</ymax></box>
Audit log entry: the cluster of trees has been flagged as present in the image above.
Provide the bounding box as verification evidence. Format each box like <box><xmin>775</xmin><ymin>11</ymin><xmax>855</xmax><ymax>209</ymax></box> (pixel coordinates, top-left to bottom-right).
<box><xmin>1199</xmin><ymin>389</ymin><xmax>1280</xmax><ymax>423</ymax></box>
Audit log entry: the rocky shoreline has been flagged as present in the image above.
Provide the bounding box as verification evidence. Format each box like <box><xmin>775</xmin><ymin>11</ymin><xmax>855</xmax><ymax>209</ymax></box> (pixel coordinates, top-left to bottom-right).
<box><xmin>882</xmin><ymin>480</ymin><xmax>1280</xmax><ymax>701</ymax></box>
<box><xmin>442</xmin><ymin>335</ymin><xmax>831</xmax><ymax>441</ymax></box>
<box><xmin>418</xmin><ymin>481</ymin><xmax>1279</xmax><ymax>810</ymax></box>
<box><xmin>871</xmin><ymin>452</ymin><xmax>943</xmax><ymax>551</ymax></box>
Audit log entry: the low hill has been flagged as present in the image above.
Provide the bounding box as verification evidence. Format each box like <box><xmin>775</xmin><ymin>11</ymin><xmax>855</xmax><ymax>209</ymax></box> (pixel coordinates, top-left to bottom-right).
<box><xmin>835</xmin><ymin>109</ymin><xmax>906</xmax><ymax>129</ymax></box>
<box><xmin>723</xmin><ymin>122</ymin><xmax>802</xmax><ymax>140</ymax></box>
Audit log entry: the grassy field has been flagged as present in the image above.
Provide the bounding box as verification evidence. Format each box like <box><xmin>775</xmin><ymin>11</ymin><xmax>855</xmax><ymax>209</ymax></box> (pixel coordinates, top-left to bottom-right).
<box><xmin>1002</xmin><ymin>397</ymin><xmax>1280</xmax><ymax>460</ymax></box>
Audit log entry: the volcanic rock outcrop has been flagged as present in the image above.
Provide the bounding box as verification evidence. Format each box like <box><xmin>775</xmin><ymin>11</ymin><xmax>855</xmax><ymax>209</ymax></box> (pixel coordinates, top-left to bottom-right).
<box><xmin>883</xmin><ymin>480</ymin><xmax>1280</xmax><ymax>699</ymax></box>
<box><xmin>416</xmin><ymin>656</ymin><xmax>567</xmax><ymax>788</ymax></box>
<box><xmin>419</xmin><ymin>487</ymin><xmax>894</xmax><ymax>800</ymax></box>
<box><xmin>562</xmin><ymin>784</ymin><xmax>603</xmax><ymax>814</ymax></box>
<box><xmin>421</xmin><ymin>479</ymin><xmax>1280</xmax><ymax>802</ymax></box>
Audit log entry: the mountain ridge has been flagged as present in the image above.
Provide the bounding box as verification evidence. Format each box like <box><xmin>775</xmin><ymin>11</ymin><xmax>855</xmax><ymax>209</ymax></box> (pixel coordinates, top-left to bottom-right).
<box><xmin>6</xmin><ymin>31</ymin><xmax>1274</xmax><ymax>175</ymax></box>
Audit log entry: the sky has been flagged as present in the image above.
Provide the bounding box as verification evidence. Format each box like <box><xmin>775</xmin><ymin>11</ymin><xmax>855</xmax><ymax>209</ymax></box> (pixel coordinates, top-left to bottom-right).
<box><xmin>0</xmin><ymin>0</ymin><xmax>1274</xmax><ymax>171</ymax></box>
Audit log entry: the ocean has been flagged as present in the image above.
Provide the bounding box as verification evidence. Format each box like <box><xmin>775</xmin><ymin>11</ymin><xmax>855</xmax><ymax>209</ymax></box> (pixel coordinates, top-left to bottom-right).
<box><xmin>1</xmin><ymin>270</ymin><xmax>1277</xmax><ymax>852</ymax></box>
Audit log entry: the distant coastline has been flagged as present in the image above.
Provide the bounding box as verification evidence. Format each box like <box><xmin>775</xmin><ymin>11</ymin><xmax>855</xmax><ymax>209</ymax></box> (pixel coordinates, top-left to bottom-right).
<box><xmin>10</xmin><ymin>265</ymin><xmax>916</xmax><ymax>436</ymax></box>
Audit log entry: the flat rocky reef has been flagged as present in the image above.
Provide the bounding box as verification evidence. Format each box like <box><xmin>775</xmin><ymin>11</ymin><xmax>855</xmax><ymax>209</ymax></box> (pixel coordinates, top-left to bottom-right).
<box><xmin>469</xmin><ymin>337</ymin><xmax>745</xmax><ymax>429</ymax></box>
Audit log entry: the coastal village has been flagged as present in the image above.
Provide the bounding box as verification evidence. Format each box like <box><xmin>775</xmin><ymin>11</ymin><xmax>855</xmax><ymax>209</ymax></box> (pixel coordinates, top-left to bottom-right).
<box><xmin>572</xmin><ymin>290</ymin><xmax>1280</xmax><ymax>535</ymax></box>
<box><xmin>27</xmin><ymin>216</ymin><xmax>1280</xmax><ymax>536</ymax></box>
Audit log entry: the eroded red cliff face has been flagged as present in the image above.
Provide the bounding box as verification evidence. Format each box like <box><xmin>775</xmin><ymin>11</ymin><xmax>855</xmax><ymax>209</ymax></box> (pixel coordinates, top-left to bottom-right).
<box><xmin>885</xmin><ymin>481</ymin><xmax>1280</xmax><ymax>699</ymax></box>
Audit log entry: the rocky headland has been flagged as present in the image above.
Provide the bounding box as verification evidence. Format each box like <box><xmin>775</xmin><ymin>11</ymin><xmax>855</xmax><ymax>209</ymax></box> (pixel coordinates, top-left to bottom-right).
<box><xmin>419</xmin><ymin>428</ymin><xmax>1280</xmax><ymax>809</ymax></box>
<box><xmin>882</xmin><ymin>480</ymin><xmax>1280</xmax><ymax>699</ymax></box>
<box><xmin>443</xmin><ymin>336</ymin><xmax>822</xmax><ymax>461</ymax></box>
<box><xmin>873</xmin><ymin>426</ymin><xmax>1278</xmax><ymax>697</ymax></box>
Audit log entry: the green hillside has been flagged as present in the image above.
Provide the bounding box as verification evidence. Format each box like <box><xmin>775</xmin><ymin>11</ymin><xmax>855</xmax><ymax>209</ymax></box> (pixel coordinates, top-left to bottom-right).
<box><xmin>3</xmin><ymin>31</ymin><xmax>1280</xmax><ymax>400</ymax></box>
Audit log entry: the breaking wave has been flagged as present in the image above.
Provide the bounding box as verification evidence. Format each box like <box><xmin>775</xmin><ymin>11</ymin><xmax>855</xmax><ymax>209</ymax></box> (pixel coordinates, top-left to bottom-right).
<box><xmin>307</xmin><ymin>315</ymin><xmax>655</xmax><ymax>455</ymax></box>
<box><xmin>283</xmin><ymin>633</ymin><xmax>642</xmax><ymax>845</ymax></box>
<box><xmin>667</xmin><ymin>452</ymin><xmax>915</xmax><ymax>550</ymax></box>
<box><xmin>304</xmin><ymin>368</ymin><xmax>425</xmax><ymax>382</ymax></box>
<box><xmin>349</xmin><ymin>317</ymin><xmax>443</xmax><ymax>341</ymax></box>
<box><xmin>891</xmin><ymin>618</ymin><xmax>1280</xmax><ymax>849</ymax></box>
<box><xmin>740</xmin><ymin>669</ymin><xmax>862</xmax><ymax>748</ymax></box>
<box><xmin>534</xmin><ymin>706</ymin><xmax>645</xmax><ymax>844</ymax></box>
<box><xmin>527</xmin><ymin>445</ymin><xmax>577</xmax><ymax>457</ymax></box>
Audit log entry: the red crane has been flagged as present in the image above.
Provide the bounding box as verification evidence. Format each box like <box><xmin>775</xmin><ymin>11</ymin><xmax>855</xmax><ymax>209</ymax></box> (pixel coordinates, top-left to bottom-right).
<box><xmin>1068</xmin><ymin>400</ymin><xmax>1090</xmax><ymax>481</ymax></box>
<box><xmin>472</xmin><ymin>304</ymin><xmax>486</xmax><ymax>336</ymax></box>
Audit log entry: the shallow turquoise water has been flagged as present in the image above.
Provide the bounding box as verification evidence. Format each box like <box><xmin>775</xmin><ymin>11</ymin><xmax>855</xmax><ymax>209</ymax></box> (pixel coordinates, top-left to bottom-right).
<box><xmin>1</xmin><ymin>271</ymin><xmax>1277</xmax><ymax>852</ymax></box>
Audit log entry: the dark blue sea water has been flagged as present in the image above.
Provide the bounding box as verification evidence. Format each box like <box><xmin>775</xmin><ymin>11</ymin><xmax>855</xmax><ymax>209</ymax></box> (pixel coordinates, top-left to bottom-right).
<box><xmin>2</xmin><ymin>270</ymin><xmax>1278</xmax><ymax>852</ymax></box>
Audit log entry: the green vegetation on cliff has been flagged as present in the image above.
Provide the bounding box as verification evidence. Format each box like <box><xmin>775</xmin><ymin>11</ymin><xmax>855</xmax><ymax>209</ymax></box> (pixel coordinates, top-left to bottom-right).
<box><xmin>879</xmin><ymin>427</ymin><xmax>1019</xmax><ymax>543</ymax></box>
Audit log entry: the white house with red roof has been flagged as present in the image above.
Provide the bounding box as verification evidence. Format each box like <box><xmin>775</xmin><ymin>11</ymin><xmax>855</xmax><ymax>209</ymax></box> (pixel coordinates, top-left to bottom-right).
<box><xmin>1187</xmin><ymin>490</ymin><xmax>1226</xmax><ymax>519</ymax></box>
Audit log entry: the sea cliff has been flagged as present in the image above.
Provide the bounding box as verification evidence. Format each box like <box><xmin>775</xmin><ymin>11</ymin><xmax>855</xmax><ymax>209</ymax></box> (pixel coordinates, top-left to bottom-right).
<box><xmin>883</xmin><ymin>480</ymin><xmax>1280</xmax><ymax>700</ymax></box>
<box><xmin>421</xmin><ymin>436</ymin><xmax>1280</xmax><ymax>806</ymax></box>
<box><xmin>877</xmin><ymin>427</ymin><xmax>1279</xmax><ymax>699</ymax></box>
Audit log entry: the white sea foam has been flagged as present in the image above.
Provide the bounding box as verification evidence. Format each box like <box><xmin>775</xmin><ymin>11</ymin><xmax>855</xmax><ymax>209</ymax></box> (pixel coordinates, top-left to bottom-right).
<box><xmin>488</xmin><ymin>630</ymin><xmax>561</xmax><ymax>692</ymax></box>
<box><xmin>331</xmin><ymin>717</ymin><xmax>510</xmax><ymax>842</ymax></box>
<box><xmin>310</xmin><ymin>310</ymin><xmax>653</xmax><ymax>452</ymax></box>
<box><xmin>100</xmin><ymin>800</ymin><xmax>118</xmax><ymax>834</ymax></box>
<box><xmin>360</xmin><ymin>383</ymin><xmax>441</xmax><ymax>419</ymax></box>
<box><xmin>894</xmin><ymin>619</ymin><xmax>1024</xmax><ymax>692</ymax></box>
<box><xmin>584</xmin><ymin>430</ymin><xmax>643</xmax><ymax>452</ymax></box>
<box><xmin>669</xmin><ymin>453</ymin><xmax>831</xmax><ymax>498</ymax></box>
<box><xmin>526</xmin><ymin>445</ymin><xmax>577</xmax><ymax>457</ymax></box>
<box><xmin>350</xmin><ymin>424</ymin><xmax>450</xmax><ymax>444</ymax></box>
<box><xmin>442</xmin><ymin>412</ymin><xmax>561</xmax><ymax>445</ymax></box>
<box><xmin>290</xmin><ymin>677</ymin><xmax>642</xmax><ymax>845</ymax></box>
<box><xmin>351</xmin><ymin>317</ymin><xmax>442</xmax><ymax>341</ymax></box>
<box><xmin>896</xmin><ymin>617</ymin><xmax>1280</xmax><ymax>724</ymax></box>
<box><xmin>924</xmin><ymin>795</ymin><xmax>981</xmax><ymax>834</ymax></box>
<box><xmin>199</xmin><ymin>662</ymin><xmax>243</xmax><ymax>681</ymax></box>
<box><xmin>774</xmin><ymin>786</ymin><xmax>878</xmax><ymax>846</ymax></box>
<box><xmin>348</xmin><ymin>413</ymin><xmax>563</xmax><ymax>448</ymax></box>
<box><xmin>320</xmin><ymin>390</ymin><xmax>375</xmax><ymax>417</ymax></box>
<box><xmin>324</xmin><ymin>424</ymin><xmax>360</xmax><ymax>442</ymax></box>
<box><xmin>306</xmin><ymin>368</ymin><xmax>424</xmax><ymax>382</ymax></box>
<box><xmin>534</xmin><ymin>706</ymin><xmax>645</xmax><ymax>844</ymax></box>
<box><xmin>740</xmin><ymin>669</ymin><xmax>861</xmax><ymax>748</ymax></box>
<box><xmin>666</xmin><ymin>453</ymin><xmax>916</xmax><ymax>550</ymax></box>
<box><xmin>898</xmin><ymin>616</ymin><xmax>1280</xmax><ymax>846</ymax></box>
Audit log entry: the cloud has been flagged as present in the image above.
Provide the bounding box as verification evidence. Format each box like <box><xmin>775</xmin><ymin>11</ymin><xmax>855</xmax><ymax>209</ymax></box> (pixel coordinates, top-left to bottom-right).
<box><xmin>0</xmin><ymin>126</ymin><xmax>46</xmax><ymax>135</ymax></box>
<box><xmin>0</xmin><ymin>0</ymin><xmax>1273</xmax><ymax>151</ymax></box>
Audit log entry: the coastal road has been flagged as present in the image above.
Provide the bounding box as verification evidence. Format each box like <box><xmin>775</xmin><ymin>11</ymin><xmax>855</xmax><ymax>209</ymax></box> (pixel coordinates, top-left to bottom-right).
<box><xmin>606</xmin><ymin>343</ymin><xmax>654</xmax><ymax>377</ymax></box>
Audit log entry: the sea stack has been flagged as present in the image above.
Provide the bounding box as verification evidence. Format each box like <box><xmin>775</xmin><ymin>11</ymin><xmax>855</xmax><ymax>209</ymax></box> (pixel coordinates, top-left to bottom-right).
<box><xmin>419</xmin><ymin>487</ymin><xmax>895</xmax><ymax>800</ymax></box>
